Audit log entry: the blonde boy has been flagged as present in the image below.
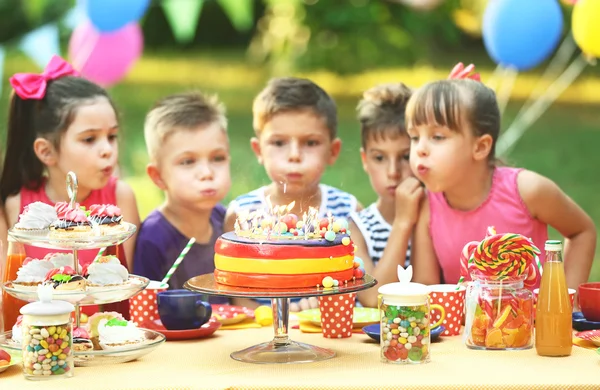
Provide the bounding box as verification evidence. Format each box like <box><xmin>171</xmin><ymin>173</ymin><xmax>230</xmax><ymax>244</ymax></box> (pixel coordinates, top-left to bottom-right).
<box><xmin>134</xmin><ymin>92</ymin><xmax>230</xmax><ymax>303</ymax></box>
<box><xmin>225</xmin><ymin>77</ymin><xmax>361</xmax><ymax>311</ymax></box>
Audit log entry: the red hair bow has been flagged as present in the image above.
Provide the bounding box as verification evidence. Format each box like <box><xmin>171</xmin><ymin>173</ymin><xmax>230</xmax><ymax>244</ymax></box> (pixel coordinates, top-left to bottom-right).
<box><xmin>448</xmin><ymin>62</ymin><xmax>481</xmax><ymax>82</ymax></box>
<box><xmin>9</xmin><ymin>55</ymin><xmax>79</xmax><ymax>100</ymax></box>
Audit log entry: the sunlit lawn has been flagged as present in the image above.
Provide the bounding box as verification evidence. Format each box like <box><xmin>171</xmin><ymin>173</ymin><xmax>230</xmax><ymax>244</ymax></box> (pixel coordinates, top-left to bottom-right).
<box><xmin>1</xmin><ymin>51</ymin><xmax>599</xmax><ymax>281</ymax></box>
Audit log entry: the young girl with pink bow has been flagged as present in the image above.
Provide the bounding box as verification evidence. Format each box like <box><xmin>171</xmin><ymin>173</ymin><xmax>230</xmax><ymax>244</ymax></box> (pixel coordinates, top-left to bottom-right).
<box><xmin>0</xmin><ymin>55</ymin><xmax>140</xmax><ymax>316</ymax></box>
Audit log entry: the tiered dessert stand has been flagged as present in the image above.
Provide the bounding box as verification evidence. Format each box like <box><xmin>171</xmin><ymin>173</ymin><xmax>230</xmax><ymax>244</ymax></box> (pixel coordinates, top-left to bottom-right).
<box><xmin>185</xmin><ymin>273</ymin><xmax>377</xmax><ymax>364</ymax></box>
<box><xmin>0</xmin><ymin>172</ymin><xmax>165</xmax><ymax>366</ymax></box>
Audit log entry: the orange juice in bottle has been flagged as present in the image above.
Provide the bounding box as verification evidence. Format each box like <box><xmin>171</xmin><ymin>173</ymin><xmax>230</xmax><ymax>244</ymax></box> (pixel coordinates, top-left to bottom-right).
<box><xmin>535</xmin><ymin>240</ymin><xmax>572</xmax><ymax>357</ymax></box>
<box><xmin>1</xmin><ymin>237</ymin><xmax>27</xmax><ymax>330</ymax></box>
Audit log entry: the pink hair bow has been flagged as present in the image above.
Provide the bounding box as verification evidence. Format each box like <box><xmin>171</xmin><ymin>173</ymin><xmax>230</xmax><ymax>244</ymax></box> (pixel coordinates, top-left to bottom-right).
<box><xmin>9</xmin><ymin>55</ymin><xmax>79</xmax><ymax>100</ymax></box>
<box><xmin>448</xmin><ymin>62</ymin><xmax>481</xmax><ymax>82</ymax></box>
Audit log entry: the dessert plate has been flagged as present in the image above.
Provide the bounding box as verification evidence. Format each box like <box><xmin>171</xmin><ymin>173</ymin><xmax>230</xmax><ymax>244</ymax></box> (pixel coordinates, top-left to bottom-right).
<box><xmin>142</xmin><ymin>318</ymin><xmax>221</xmax><ymax>341</ymax></box>
<box><xmin>3</xmin><ymin>275</ymin><xmax>149</xmax><ymax>305</ymax></box>
<box><xmin>0</xmin><ymin>349</ymin><xmax>21</xmax><ymax>374</ymax></box>
<box><xmin>297</xmin><ymin>307</ymin><xmax>379</xmax><ymax>328</ymax></box>
<box><xmin>0</xmin><ymin>329</ymin><xmax>165</xmax><ymax>367</ymax></box>
<box><xmin>574</xmin><ymin>330</ymin><xmax>600</xmax><ymax>347</ymax></box>
<box><xmin>361</xmin><ymin>324</ymin><xmax>445</xmax><ymax>343</ymax></box>
<box><xmin>8</xmin><ymin>222</ymin><xmax>137</xmax><ymax>250</ymax></box>
<box><xmin>211</xmin><ymin>305</ymin><xmax>255</xmax><ymax>325</ymax></box>
<box><xmin>573</xmin><ymin>312</ymin><xmax>600</xmax><ymax>332</ymax></box>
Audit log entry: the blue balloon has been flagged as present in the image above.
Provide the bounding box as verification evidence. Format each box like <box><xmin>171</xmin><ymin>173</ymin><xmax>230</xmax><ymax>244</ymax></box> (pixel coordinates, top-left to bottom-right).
<box><xmin>86</xmin><ymin>0</ymin><xmax>150</xmax><ymax>33</ymax></box>
<box><xmin>482</xmin><ymin>0</ymin><xmax>563</xmax><ymax>71</ymax></box>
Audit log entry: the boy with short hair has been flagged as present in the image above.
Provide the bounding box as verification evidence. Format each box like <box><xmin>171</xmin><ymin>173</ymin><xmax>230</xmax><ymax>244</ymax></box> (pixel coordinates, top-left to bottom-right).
<box><xmin>225</xmin><ymin>77</ymin><xmax>361</xmax><ymax>311</ymax></box>
<box><xmin>134</xmin><ymin>92</ymin><xmax>230</xmax><ymax>304</ymax></box>
<box><xmin>350</xmin><ymin>82</ymin><xmax>423</xmax><ymax>308</ymax></box>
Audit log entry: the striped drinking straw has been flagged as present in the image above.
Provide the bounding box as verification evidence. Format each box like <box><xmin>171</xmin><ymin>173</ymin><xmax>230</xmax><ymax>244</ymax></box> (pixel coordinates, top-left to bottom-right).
<box><xmin>161</xmin><ymin>237</ymin><xmax>196</xmax><ymax>285</ymax></box>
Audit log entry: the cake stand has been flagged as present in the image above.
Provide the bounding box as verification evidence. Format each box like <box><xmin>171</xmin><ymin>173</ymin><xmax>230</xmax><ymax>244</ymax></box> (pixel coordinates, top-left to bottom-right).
<box><xmin>184</xmin><ymin>273</ymin><xmax>377</xmax><ymax>364</ymax></box>
<box><xmin>0</xmin><ymin>172</ymin><xmax>165</xmax><ymax>366</ymax></box>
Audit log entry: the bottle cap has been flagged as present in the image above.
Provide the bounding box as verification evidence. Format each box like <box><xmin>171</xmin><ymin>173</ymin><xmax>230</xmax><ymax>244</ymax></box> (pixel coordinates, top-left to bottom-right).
<box><xmin>544</xmin><ymin>240</ymin><xmax>562</xmax><ymax>252</ymax></box>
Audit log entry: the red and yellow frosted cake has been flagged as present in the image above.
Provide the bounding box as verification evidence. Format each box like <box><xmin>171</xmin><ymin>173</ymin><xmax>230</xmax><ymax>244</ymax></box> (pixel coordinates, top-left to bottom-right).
<box><xmin>214</xmin><ymin>206</ymin><xmax>358</xmax><ymax>289</ymax></box>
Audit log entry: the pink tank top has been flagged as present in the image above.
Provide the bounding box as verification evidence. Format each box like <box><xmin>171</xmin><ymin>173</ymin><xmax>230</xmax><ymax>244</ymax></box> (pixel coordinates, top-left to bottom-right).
<box><xmin>428</xmin><ymin>167</ymin><xmax>547</xmax><ymax>288</ymax></box>
<box><xmin>19</xmin><ymin>176</ymin><xmax>130</xmax><ymax>317</ymax></box>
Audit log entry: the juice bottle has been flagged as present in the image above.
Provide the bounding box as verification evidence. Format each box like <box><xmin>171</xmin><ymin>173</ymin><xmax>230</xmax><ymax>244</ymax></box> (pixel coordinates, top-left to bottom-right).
<box><xmin>535</xmin><ymin>240</ymin><xmax>572</xmax><ymax>357</ymax></box>
<box><xmin>1</xmin><ymin>237</ymin><xmax>27</xmax><ymax>330</ymax></box>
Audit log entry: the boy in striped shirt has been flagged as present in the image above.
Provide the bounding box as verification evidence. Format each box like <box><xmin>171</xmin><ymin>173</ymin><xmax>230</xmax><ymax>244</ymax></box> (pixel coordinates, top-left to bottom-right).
<box><xmin>349</xmin><ymin>83</ymin><xmax>423</xmax><ymax>308</ymax></box>
<box><xmin>225</xmin><ymin>77</ymin><xmax>361</xmax><ymax>311</ymax></box>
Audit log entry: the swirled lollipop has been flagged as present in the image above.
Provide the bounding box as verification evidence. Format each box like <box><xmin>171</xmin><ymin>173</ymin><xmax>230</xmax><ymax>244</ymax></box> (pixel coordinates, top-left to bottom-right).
<box><xmin>467</xmin><ymin>227</ymin><xmax>541</xmax><ymax>287</ymax></box>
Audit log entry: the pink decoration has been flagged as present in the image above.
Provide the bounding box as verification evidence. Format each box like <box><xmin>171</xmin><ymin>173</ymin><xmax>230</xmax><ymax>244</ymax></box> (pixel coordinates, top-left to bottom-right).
<box><xmin>9</xmin><ymin>55</ymin><xmax>79</xmax><ymax>100</ymax></box>
<box><xmin>89</xmin><ymin>204</ymin><xmax>122</xmax><ymax>217</ymax></box>
<box><xmin>68</xmin><ymin>22</ymin><xmax>143</xmax><ymax>87</ymax></box>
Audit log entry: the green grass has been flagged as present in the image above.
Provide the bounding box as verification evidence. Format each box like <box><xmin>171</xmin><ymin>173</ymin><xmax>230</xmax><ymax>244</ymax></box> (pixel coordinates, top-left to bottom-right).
<box><xmin>1</xmin><ymin>51</ymin><xmax>598</xmax><ymax>281</ymax></box>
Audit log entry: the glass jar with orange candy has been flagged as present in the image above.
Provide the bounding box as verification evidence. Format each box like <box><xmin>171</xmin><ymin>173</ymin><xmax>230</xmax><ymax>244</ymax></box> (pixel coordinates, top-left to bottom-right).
<box><xmin>464</xmin><ymin>275</ymin><xmax>533</xmax><ymax>350</ymax></box>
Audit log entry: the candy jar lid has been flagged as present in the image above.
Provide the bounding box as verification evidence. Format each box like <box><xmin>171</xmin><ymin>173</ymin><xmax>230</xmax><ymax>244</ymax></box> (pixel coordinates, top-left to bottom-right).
<box><xmin>20</xmin><ymin>285</ymin><xmax>75</xmax><ymax>317</ymax></box>
<box><xmin>378</xmin><ymin>266</ymin><xmax>430</xmax><ymax>305</ymax></box>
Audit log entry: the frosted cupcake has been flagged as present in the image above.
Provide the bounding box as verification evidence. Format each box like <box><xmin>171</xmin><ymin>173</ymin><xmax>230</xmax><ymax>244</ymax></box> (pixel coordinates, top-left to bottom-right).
<box><xmin>88</xmin><ymin>204</ymin><xmax>126</xmax><ymax>235</ymax></box>
<box><xmin>49</xmin><ymin>202</ymin><xmax>94</xmax><ymax>239</ymax></box>
<box><xmin>84</xmin><ymin>255</ymin><xmax>129</xmax><ymax>287</ymax></box>
<box><xmin>14</xmin><ymin>201</ymin><xmax>58</xmax><ymax>235</ymax></box>
<box><xmin>13</xmin><ymin>258</ymin><xmax>55</xmax><ymax>289</ymax></box>
<box><xmin>97</xmin><ymin>318</ymin><xmax>145</xmax><ymax>350</ymax></box>
<box><xmin>44</xmin><ymin>266</ymin><xmax>87</xmax><ymax>291</ymax></box>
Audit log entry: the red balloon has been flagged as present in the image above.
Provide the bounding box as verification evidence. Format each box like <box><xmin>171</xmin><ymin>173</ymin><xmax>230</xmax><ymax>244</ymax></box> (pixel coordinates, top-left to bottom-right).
<box><xmin>68</xmin><ymin>22</ymin><xmax>143</xmax><ymax>87</ymax></box>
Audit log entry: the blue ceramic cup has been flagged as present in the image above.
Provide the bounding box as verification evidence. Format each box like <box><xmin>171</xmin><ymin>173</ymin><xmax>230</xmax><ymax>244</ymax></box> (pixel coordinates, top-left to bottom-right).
<box><xmin>157</xmin><ymin>290</ymin><xmax>212</xmax><ymax>330</ymax></box>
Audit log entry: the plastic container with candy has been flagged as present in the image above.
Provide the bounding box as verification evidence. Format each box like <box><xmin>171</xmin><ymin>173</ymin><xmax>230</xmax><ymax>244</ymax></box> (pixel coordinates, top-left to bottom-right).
<box><xmin>461</xmin><ymin>227</ymin><xmax>539</xmax><ymax>350</ymax></box>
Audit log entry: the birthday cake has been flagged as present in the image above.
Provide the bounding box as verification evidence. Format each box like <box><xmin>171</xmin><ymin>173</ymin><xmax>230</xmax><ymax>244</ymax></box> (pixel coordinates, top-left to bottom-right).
<box><xmin>214</xmin><ymin>205</ymin><xmax>362</xmax><ymax>289</ymax></box>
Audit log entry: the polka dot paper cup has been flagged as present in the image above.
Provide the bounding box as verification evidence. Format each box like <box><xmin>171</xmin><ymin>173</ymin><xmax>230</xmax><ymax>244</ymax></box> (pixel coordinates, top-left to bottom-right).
<box><xmin>318</xmin><ymin>293</ymin><xmax>356</xmax><ymax>338</ymax></box>
<box><xmin>129</xmin><ymin>281</ymin><xmax>169</xmax><ymax>326</ymax></box>
<box><xmin>428</xmin><ymin>284</ymin><xmax>466</xmax><ymax>336</ymax></box>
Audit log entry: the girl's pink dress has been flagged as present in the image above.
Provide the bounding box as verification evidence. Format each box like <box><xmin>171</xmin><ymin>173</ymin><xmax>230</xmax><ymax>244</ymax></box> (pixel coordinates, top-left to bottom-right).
<box><xmin>428</xmin><ymin>167</ymin><xmax>548</xmax><ymax>288</ymax></box>
<box><xmin>19</xmin><ymin>176</ymin><xmax>130</xmax><ymax>318</ymax></box>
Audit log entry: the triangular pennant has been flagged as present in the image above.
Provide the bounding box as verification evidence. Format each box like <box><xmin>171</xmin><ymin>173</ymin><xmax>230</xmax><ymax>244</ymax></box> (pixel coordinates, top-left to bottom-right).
<box><xmin>20</xmin><ymin>24</ymin><xmax>61</xmax><ymax>69</ymax></box>
<box><xmin>63</xmin><ymin>0</ymin><xmax>87</xmax><ymax>30</ymax></box>
<box><xmin>162</xmin><ymin>0</ymin><xmax>204</xmax><ymax>44</ymax></box>
<box><xmin>22</xmin><ymin>0</ymin><xmax>46</xmax><ymax>25</ymax></box>
<box><xmin>0</xmin><ymin>46</ymin><xmax>5</xmax><ymax>97</ymax></box>
<box><xmin>218</xmin><ymin>0</ymin><xmax>253</xmax><ymax>32</ymax></box>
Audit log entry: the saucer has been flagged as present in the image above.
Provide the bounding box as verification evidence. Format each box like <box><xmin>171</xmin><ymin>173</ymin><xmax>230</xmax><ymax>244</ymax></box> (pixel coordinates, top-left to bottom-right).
<box><xmin>211</xmin><ymin>305</ymin><xmax>255</xmax><ymax>325</ymax></box>
<box><xmin>573</xmin><ymin>312</ymin><xmax>600</xmax><ymax>331</ymax></box>
<box><xmin>0</xmin><ymin>350</ymin><xmax>22</xmax><ymax>374</ymax></box>
<box><xmin>142</xmin><ymin>318</ymin><xmax>221</xmax><ymax>341</ymax></box>
<box><xmin>361</xmin><ymin>324</ymin><xmax>445</xmax><ymax>343</ymax></box>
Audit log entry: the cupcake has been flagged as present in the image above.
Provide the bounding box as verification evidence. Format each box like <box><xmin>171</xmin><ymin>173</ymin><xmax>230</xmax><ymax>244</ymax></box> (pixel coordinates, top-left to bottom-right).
<box><xmin>49</xmin><ymin>202</ymin><xmax>95</xmax><ymax>239</ymax></box>
<box><xmin>13</xmin><ymin>201</ymin><xmax>57</xmax><ymax>235</ymax></box>
<box><xmin>72</xmin><ymin>327</ymin><xmax>94</xmax><ymax>352</ymax></box>
<box><xmin>12</xmin><ymin>257</ymin><xmax>55</xmax><ymax>289</ymax></box>
<box><xmin>97</xmin><ymin>318</ymin><xmax>145</xmax><ymax>350</ymax></box>
<box><xmin>86</xmin><ymin>312</ymin><xmax>123</xmax><ymax>336</ymax></box>
<box><xmin>88</xmin><ymin>204</ymin><xmax>126</xmax><ymax>235</ymax></box>
<box><xmin>83</xmin><ymin>255</ymin><xmax>129</xmax><ymax>287</ymax></box>
<box><xmin>43</xmin><ymin>252</ymin><xmax>76</xmax><ymax>269</ymax></box>
<box><xmin>44</xmin><ymin>266</ymin><xmax>87</xmax><ymax>291</ymax></box>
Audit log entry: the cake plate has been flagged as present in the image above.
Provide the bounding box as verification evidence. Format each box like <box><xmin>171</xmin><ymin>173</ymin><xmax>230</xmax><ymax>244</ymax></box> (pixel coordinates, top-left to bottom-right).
<box><xmin>3</xmin><ymin>172</ymin><xmax>142</xmax><ymax>328</ymax></box>
<box><xmin>184</xmin><ymin>273</ymin><xmax>377</xmax><ymax>364</ymax></box>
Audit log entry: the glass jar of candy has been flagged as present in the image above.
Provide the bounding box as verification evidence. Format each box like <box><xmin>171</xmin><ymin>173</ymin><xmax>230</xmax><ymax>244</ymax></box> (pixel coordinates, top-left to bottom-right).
<box><xmin>20</xmin><ymin>286</ymin><xmax>75</xmax><ymax>380</ymax></box>
<box><xmin>464</xmin><ymin>275</ymin><xmax>533</xmax><ymax>350</ymax></box>
<box><xmin>378</xmin><ymin>282</ymin><xmax>445</xmax><ymax>364</ymax></box>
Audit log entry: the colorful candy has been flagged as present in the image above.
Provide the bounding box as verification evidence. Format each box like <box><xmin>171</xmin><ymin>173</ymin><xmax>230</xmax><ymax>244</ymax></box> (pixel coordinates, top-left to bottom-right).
<box><xmin>461</xmin><ymin>226</ymin><xmax>541</xmax><ymax>287</ymax></box>
<box><xmin>22</xmin><ymin>322</ymin><xmax>72</xmax><ymax>377</ymax></box>
<box><xmin>380</xmin><ymin>304</ymin><xmax>430</xmax><ymax>364</ymax></box>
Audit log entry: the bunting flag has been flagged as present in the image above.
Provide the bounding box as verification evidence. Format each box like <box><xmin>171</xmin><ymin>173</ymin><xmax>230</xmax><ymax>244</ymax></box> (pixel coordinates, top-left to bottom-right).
<box><xmin>22</xmin><ymin>0</ymin><xmax>46</xmax><ymax>25</ymax></box>
<box><xmin>218</xmin><ymin>0</ymin><xmax>254</xmax><ymax>32</ymax></box>
<box><xmin>162</xmin><ymin>0</ymin><xmax>204</xmax><ymax>44</ymax></box>
<box><xmin>0</xmin><ymin>46</ymin><xmax>5</xmax><ymax>97</ymax></box>
<box><xmin>63</xmin><ymin>0</ymin><xmax>87</xmax><ymax>30</ymax></box>
<box><xmin>19</xmin><ymin>24</ymin><xmax>61</xmax><ymax>69</ymax></box>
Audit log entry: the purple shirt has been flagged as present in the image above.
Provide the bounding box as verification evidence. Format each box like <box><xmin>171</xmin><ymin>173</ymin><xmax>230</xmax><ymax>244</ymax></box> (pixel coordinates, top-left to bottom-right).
<box><xmin>133</xmin><ymin>206</ymin><xmax>229</xmax><ymax>305</ymax></box>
